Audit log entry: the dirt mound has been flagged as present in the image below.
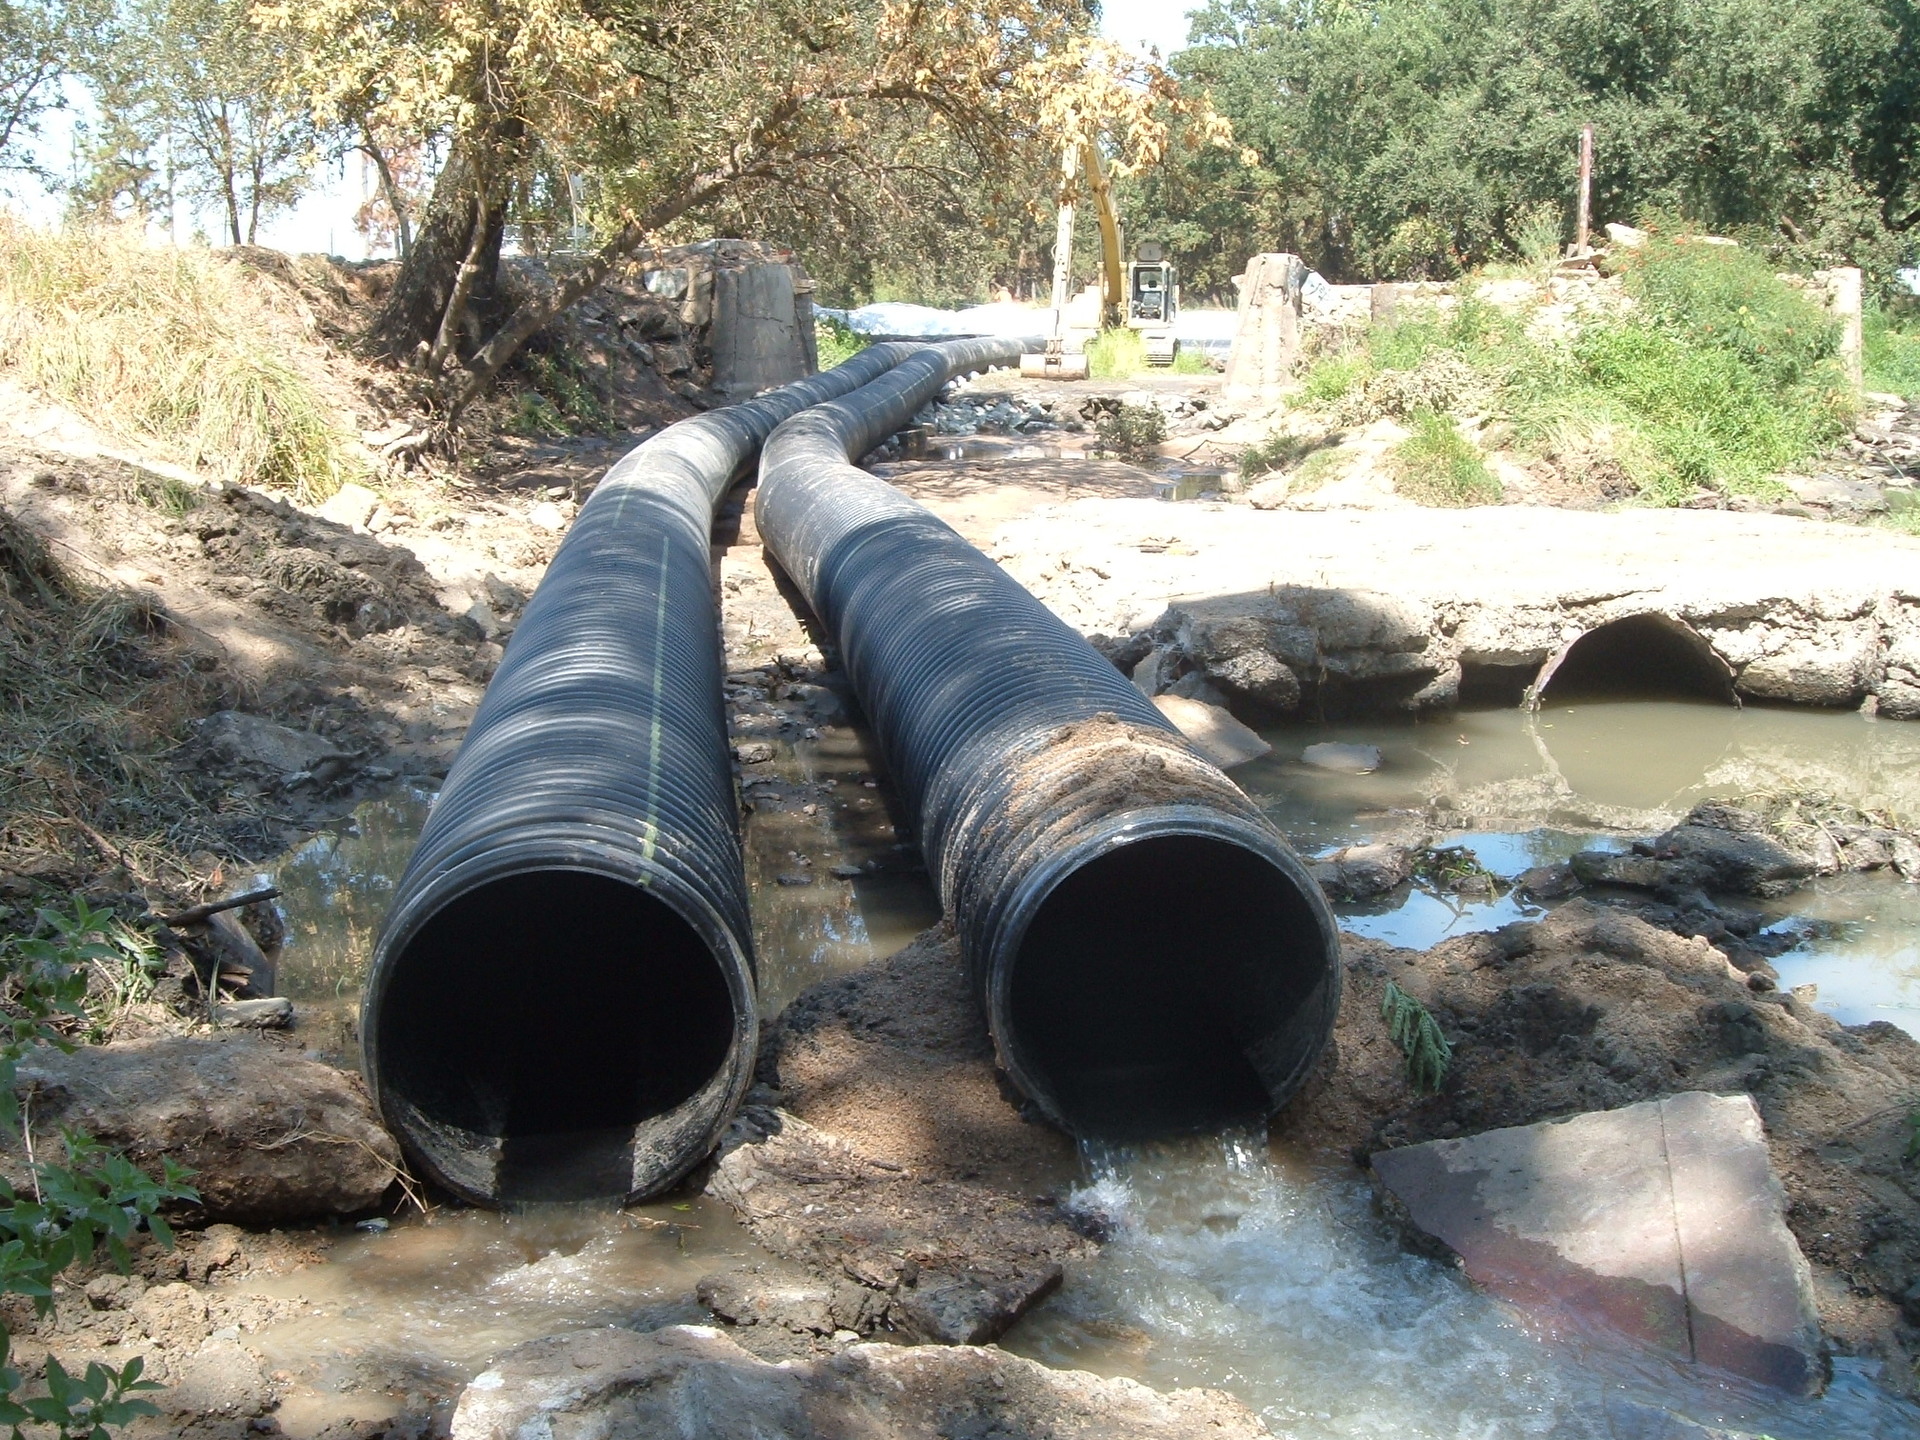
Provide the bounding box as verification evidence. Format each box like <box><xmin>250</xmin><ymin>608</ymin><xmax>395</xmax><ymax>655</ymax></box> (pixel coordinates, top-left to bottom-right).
<box><xmin>1280</xmin><ymin>899</ymin><xmax>1920</xmax><ymax>1379</ymax></box>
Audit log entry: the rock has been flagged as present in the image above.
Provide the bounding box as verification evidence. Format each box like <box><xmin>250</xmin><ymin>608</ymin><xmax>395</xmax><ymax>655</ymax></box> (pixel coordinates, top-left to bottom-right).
<box><xmin>190</xmin><ymin>711</ymin><xmax>346</xmax><ymax>780</ymax></box>
<box><xmin>1300</xmin><ymin>741</ymin><xmax>1382</xmax><ymax>774</ymax></box>
<box><xmin>1570</xmin><ymin>850</ymin><xmax>1665</xmax><ymax>889</ymax></box>
<box><xmin>315</xmin><ymin>482</ymin><xmax>381</xmax><ymax>530</ymax></box>
<box><xmin>733</xmin><ymin>740</ymin><xmax>776</xmax><ymax>764</ymax></box>
<box><xmin>1163</xmin><ymin>671</ymin><xmax>1233</xmax><ymax>708</ymax></box>
<box><xmin>1372</xmin><ymin>1093</ymin><xmax>1823</xmax><ymax>1395</ymax></box>
<box><xmin>1207</xmin><ymin>649</ymin><xmax>1301</xmax><ymax>713</ymax></box>
<box><xmin>450</xmin><ymin>1325</ymin><xmax>1273</xmax><ymax>1440</ymax></box>
<box><xmin>697</xmin><ymin>1266</ymin><xmax>836</xmax><ymax>1335</ymax></box>
<box><xmin>189</xmin><ymin>909</ymin><xmax>275</xmax><ymax>996</ymax></box>
<box><xmin>527</xmin><ymin>501</ymin><xmax>568</xmax><ymax>532</ymax></box>
<box><xmin>1130</xmin><ymin>646</ymin><xmax>1175</xmax><ymax>696</ymax></box>
<box><xmin>1244</xmin><ymin>473</ymin><xmax>1293</xmax><ymax>509</ymax></box>
<box><xmin>1516</xmin><ymin>862</ymin><xmax>1581</xmax><ymax>899</ymax></box>
<box><xmin>163</xmin><ymin>1339</ymin><xmax>272</xmax><ymax>1420</ymax></box>
<box><xmin>707</xmin><ymin>1109</ymin><xmax>1079</xmax><ymax>1346</ymax></box>
<box><xmin>1736</xmin><ymin>629</ymin><xmax>1876</xmax><ymax>707</ymax></box>
<box><xmin>1151</xmin><ymin>694</ymin><xmax>1272</xmax><ymax>770</ymax></box>
<box><xmin>213</xmin><ymin>997</ymin><xmax>293</xmax><ymax>1029</ymax></box>
<box><xmin>12</xmin><ymin>1034</ymin><xmax>400</xmax><ymax>1223</ymax></box>
<box><xmin>1895</xmin><ymin>834</ymin><xmax>1920</xmax><ymax>880</ymax></box>
<box><xmin>1310</xmin><ymin>843</ymin><xmax>1414</xmax><ymax>901</ymax></box>
<box><xmin>1653</xmin><ymin>807</ymin><xmax>1816</xmax><ymax>897</ymax></box>
<box><xmin>1606</xmin><ymin>222</ymin><xmax>1649</xmax><ymax>248</ymax></box>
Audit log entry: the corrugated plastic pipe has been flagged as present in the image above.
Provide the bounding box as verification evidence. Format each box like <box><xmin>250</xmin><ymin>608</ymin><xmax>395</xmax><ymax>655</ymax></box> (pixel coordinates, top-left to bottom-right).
<box><xmin>363</xmin><ymin>344</ymin><xmax>919</xmax><ymax>1207</ymax></box>
<box><xmin>756</xmin><ymin>338</ymin><xmax>1343</xmax><ymax>1140</ymax></box>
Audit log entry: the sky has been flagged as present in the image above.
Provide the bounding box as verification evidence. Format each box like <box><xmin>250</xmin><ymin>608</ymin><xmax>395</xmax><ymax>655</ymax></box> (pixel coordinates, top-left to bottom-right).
<box><xmin>1099</xmin><ymin>1</ymin><xmax>1204</xmax><ymax>57</ymax></box>
<box><xmin>6</xmin><ymin>3</ymin><xmax>1207</xmax><ymax>257</ymax></box>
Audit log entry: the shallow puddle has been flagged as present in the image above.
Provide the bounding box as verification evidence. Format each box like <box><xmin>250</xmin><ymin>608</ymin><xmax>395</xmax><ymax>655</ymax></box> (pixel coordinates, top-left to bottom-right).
<box><xmin>250</xmin><ymin>694</ymin><xmax>1920</xmax><ymax>1434</ymax></box>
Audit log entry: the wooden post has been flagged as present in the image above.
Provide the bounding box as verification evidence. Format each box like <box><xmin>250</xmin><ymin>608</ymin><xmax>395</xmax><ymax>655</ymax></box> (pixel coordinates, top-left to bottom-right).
<box><xmin>1576</xmin><ymin>123</ymin><xmax>1594</xmax><ymax>255</ymax></box>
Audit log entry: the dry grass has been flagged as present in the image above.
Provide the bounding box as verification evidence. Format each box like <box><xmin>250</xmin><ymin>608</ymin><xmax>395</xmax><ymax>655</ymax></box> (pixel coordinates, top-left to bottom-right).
<box><xmin>0</xmin><ymin>506</ymin><xmax>227</xmax><ymax>897</ymax></box>
<box><xmin>0</xmin><ymin>221</ymin><xmax>363</xmax><ymax>502</ymax></box>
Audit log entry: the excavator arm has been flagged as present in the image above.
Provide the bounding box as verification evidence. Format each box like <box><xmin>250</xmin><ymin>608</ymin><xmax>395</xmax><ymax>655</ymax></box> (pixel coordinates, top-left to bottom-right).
<box><xmin>1021</xmin><ymin>138</ymin><xmax>1124</xmax><ymax>378</ymax></box>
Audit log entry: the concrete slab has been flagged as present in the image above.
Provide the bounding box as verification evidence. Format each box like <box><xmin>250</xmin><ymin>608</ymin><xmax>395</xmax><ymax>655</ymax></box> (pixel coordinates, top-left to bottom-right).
<box><xmin>1371</xmin><ymin>1092</ymin><xmax>1822</xmax><ymax>1395</ymax></box>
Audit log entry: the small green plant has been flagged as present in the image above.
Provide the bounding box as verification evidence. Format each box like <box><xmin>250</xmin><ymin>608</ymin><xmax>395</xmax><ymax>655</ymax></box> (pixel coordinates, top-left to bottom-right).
<box><xmin>1865</xmin><ymin>305</ymin><xmax>1920</xmax><ymax>399</ymax></box>
<box><xmin>1169</xmin><ymin>345</ymin><xmax>1212</xmax><ymax>375</ymax></box>
<box><xmin>1094</xmin><ymin>402</ymin><xmax>1167</xmax><ymax>458</ymax></box>
<box><xmin>1297</xmin><ymin>353</ymin><xmax>1369</xmax><ymax>405</ymax></box>
<box><xmin>1390</xmin><ymin>409</ymin><xmax>1502</xmax><ymax>506</ymax></box>
<box><xmin>515</xmin><ymin>350</ymin><xmax>612</xmax><ymax>435</ymax></box>
<box><xmin>0</xmin><ymin>899</ymin><xmax>197</xmax><ymax>1435</ymax></box>
<box><xmin>1414</xmin><ymin>845</ymin><xmax>1501</xmax><ymax>893</ymax></box>
<box><xmin>1238</xmin><ymin>430</ymin><xmax>1322</xmax><ymax>483</ymax></box>
<box><xmin>815</xmin><ymin>315</ymin><xmax>869</xmax><ymax>370</ymax></box>
<box><xmin>1086</xmin><ymin>326</ymin><xmax>1148</xmax><ymax>378</ymax></box>
<box><xmin>0</xmin><ymin>1340</ymin><xmax>162</xmax><ymax>1440</ymax></box>
<box><xmin>1381</xmin><ymin>980</ymin><xmax>1453</xmax><ymax>1096</ymax></box>
<box><xmin>1511</xmin><ymin>202</ymin><xmax>1566</xmax><ymax>275</ymax></box>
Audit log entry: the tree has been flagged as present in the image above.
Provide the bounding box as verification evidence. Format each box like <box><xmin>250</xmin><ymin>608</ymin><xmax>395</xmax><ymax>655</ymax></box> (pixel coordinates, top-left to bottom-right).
<box><xmin>262</xmin><ymin>0</ymin><xmax>1229</xmax><ymax>414</ymax></box>
<box><xmin>1127</xmin><ymin>0</ymin><xmax>1920</xmax><ymax>292</ymax></box>
<box><xmin>0</xmin><ymin>0</ymin><xmax>110</xmax><ymax>176</ymax></box>
<box><xmin>76</xmin><ymin>0</ymin><xmax>315</xmax><ymax>245</ymax></box>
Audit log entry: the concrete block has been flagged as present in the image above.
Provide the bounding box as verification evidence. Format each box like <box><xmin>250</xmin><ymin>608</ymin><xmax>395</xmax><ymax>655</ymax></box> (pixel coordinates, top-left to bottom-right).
<box><xmin>1371</xmin><ymin>1092</ymin><xmax>1822</xmax><ymax>1395</ymax></box>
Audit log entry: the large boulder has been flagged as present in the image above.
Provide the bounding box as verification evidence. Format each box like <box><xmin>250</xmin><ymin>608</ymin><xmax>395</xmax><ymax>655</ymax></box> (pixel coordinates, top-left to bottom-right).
<box><xmin>13</xmin><ymin>1034</ymin><xmax>399</xmax><ymax>1222</ymax></box>
<box><xmin>451</xmin><ymin>1325</ymin><xmax>1273</xmax><ymax>1440</ymax></box>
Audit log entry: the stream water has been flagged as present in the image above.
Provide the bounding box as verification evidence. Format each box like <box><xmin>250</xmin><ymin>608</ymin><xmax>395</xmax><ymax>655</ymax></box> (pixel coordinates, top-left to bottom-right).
<box><xmin>251</xmin><ymin>697</ymin><xmax>1920</xmax><ymax>1436</ymax></box>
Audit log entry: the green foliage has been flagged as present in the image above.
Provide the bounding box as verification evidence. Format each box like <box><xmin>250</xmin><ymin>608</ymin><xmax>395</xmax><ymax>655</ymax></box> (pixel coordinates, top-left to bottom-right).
<box><xmin>1381</xmin><ymin>980</ymin><xmax>1452</xmax><ymax>1096</ymax></box>
<box><xmin>1297</xmin><ymin>353</ymin><xmax>1369</xmax><ymax>405</ymax></box>
<box><xmin>1131</xmin><ymin>0</ymin><xmax>1920</xmax><ymax>297</ymax></box>
<box><xmin>1619</xmin><ymin>239</ymin><xmax>1839</xmax><ymax>391</ymax></box>
<box><xmin>1390</xmin><ymin>410</ymin><xmax>1502</xmax><ymax>506</ymax></box>
<box><xmin>0</xmin><ymin>1339</ymin><xmax>163</xmax><ymax>1440</ymax></box>
<box><xmin>1086</xmin><ymin>327</ymin><xmax>1148</xmax><ymax>379</ymax></box>
<box><xmin>814</xmin><ymin>316</ymin><xmax>870</xmax><ymax>371</ymax></box>
<box><xmin>1238</xmin><ymin>430</ymin><xmax>1321</xmax><ymax>482</ymax></box>
<box><xmin>1865</xmin><ymin>306</ymin><xmax>1920</xmax><ymax>400</ymax></box>
<box><xmin>0</xmin><ymin>899</ymin><xmax>196</xmax><ymax>1434</ymax></box>
<box><xmin>1169</xmin><ymin>345</ymin><xmax>1212</xmax><ymax>375</ymax></box>
<box><xmin>512</xmin><ymin>350</ymin><xmax>611</xmax><ymax>436</ymax></box>
<box><xmin>1094</xmin><ymin>402</ymin><xmax>1167</xmax><ymax>458</ymax></box>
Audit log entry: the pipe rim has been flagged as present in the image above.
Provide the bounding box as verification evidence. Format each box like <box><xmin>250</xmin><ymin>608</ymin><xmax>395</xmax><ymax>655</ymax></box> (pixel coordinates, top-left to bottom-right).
<box><xmin>976</xmin><ymin>803</ymin><xmax>1342</xmax><ymax>1138</ymax></box>
<box><xmin>363</xmin><ymin>841</ymin><xmax>759</xmax><ymax>1206</ymax></box>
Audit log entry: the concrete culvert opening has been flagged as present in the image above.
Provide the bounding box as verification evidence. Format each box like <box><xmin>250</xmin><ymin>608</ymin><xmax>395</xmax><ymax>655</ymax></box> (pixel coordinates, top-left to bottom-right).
<box><xmin>378</xmin><ymin>870</ymin><xmax>736</xmax><ymax>1204</ymax></box>
<box><xmin>1534</xmin><ymin>613</ymin><xmax>1734</xmax><ymax>706</ymax></box>
<box><xmin>1006</xmin><ymin>835</ymin><xmax>1332</xmax><ymax>1140</ymax></box>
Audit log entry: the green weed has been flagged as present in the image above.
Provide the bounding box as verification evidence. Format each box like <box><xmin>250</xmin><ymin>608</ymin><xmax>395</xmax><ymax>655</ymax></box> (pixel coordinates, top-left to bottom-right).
<box><xmin>515</xmin><ymin>350</ymin><xmax>612</xmax><ymax>435</ymax></box>
<box><xmin>1087</xmin><ymin>326</ymin><xmax>1148</xmax><ymax>379</ymax></box>
<box><xmin>1298</xmin><ymin>353</ymin><xmax>1370</xmax><ymax>405</ymax></box>
<box><xmin>1169</xmin><ymin>345</ymin><xmax>1212</xmax><ymax>374</ymax></box>
<box><xmin>815</xmin><ymin>315</ymin><xmax>869</xmax><ymax>370</ymax></box>
<box><xmin>1238</xmin><ymin>430</ymin><xmax>1322</xmax><ymax>482</ymax></box>
<box><xmin>1865</xmin><ymin>306</ymin><xmax>1920</xmax><ymax>399</ymax></box>
<box><xmin>1094</xmin><ymin>402</ymin><xmax>1167</xmax><ymax>458</ymax></box>
<box><xmin>1381</xmin><ymin>980</ymin><xmax>1453</xmax><ymax>1095</ymax></box>
<box><xmin>1390</xmin><ymin>410</ymin><xmax>1502</xmax><ymax>506</ymax></box>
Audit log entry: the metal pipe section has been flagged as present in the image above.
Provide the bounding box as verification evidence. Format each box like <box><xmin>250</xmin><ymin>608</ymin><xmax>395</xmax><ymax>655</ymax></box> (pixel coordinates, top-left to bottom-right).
<box><xmin>756</xmin><ymin>339</ymin><xmax>1343</xmax><ymax>1141</ymax></box>
<box><xmin>363</xmin><ymin>344</ymin><xmax>919</xmax><ymax>1207</ymax></box>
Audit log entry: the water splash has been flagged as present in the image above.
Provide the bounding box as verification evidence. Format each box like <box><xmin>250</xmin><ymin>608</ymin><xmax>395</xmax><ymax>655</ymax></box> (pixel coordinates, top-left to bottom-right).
<box><xmin>1003</xmin><ymin>1133</ymin><xmax>1920</xmax><ymax>1440</ymax></box>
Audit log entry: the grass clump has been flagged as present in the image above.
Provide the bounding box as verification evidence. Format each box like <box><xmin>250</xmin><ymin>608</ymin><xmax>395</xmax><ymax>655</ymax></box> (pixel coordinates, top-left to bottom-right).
<box><xmin>1094</xmin><ymin>402</ymin><xmax>1167</xmax><ymax>458</ymax></box>
<box><xmin>1294</xmin><ymin>239</ymin><xmax>1854</xmax><ymax>504</ymax></box>
<box><xmin>1390</xmin><ymin>410</ymin><xmax>1502</xmax><ymax>506</ymax></box>
<box><xmin>0</xmin><ymin>220</ymin><xmax>361</xmax><ymax>502</ymax></box>
<box><xmin>1169</xmin><ymin>345</ymin><xmax>1212</xmax><ymax>374</ymax></box>
<box><xmin>509</xmin><ymin>349</ymin><xmax>613</xmax><ymax>436</ymax></box>
<box><xmin>1238</xmin><ymin>430</ymin><xmax>1321</xmax><ymax>483</ymax></box>
<box><xmin>1865</xmin><ymin>305</ymin><xmax>1920</xmax><ymax>399</ymax></box>
<box><xmin>1087</xmin><ymin>326</ymin><xmax>1147</xmax><ymax>378</ymax></box>
<box><xmin>815</xmin><ymin>314</ymin><xmax>869</xmax><ymax>369</ymax></box>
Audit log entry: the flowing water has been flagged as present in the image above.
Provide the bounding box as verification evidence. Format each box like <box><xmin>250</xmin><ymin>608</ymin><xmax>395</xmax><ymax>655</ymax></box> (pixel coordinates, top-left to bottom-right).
<box><xmin>251</xmin><ymin>698</ymin><xmax>1920</xmax><ymax>1435</ymax></box>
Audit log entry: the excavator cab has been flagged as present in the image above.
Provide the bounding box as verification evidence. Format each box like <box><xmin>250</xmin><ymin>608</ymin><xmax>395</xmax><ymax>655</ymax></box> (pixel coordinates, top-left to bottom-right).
<box><xmin>1127</xmin><ymin>242</ymin><xmax>1179</xmax><ymax>365</ymax></box>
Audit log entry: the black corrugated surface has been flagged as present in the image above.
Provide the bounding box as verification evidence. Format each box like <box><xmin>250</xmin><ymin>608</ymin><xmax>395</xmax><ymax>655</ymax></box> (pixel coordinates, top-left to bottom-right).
<box><xmin>364</xmin><ymin>344</ymin><xmax>918</xmax><ymax>1207</ymax></box>
<box><xmin>756</xmin><ymin>339</ymin><xmax>1342</xmax><ymax>1139</ymax></box>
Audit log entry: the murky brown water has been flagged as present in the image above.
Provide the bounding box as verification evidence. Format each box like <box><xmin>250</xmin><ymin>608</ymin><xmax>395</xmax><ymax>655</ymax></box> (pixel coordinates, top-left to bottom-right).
<box><xmin>254</xmin><ymin>696</ymin><xmax>1920</xmax><ymax>1436</ymax></box>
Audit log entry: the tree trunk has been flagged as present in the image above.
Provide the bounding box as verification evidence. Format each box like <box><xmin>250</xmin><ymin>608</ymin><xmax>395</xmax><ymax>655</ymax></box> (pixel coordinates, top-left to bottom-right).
<box><xmin>428</xmin><ymin>194</ymin><xmax>492</xmax><ymax>378</ymax></box>
<box><xmin>367</xmin><ymin>134</ymin><xmax>508</xmax><ymax>363</ymax></box>
<box><xmin>360</xmin><ymin>127</ymin><xmax>412</xmax><ymax>259</ymax></box>
<box><xmin>447</xmin><ymin>168</ymin><xmax>733</xmax><ymax>418</ymax></box>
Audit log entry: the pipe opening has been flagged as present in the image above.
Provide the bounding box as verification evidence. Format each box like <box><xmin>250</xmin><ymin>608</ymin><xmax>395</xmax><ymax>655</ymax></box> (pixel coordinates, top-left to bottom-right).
<box><xmin>1007</xmin><ymin>835</ymin><xmax>1330</xmax><ymax>1140</ymax></box>
<box><xmin>380</xmin><ymin>870</ymin><xmax>736</xmax><ymax>1203</ymax></box>
<box><xmin>1535</xmin><ymin>613</ymin><xmax>1734</xmax><ymax>705</ymax></box>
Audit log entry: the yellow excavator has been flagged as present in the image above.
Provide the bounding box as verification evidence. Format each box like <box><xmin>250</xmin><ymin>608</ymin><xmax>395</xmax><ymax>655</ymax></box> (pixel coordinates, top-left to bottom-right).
<box><xmin>1020</xmin><ymin>139</ymin><xmax>1179</xmax><ymax>379</ymax></box>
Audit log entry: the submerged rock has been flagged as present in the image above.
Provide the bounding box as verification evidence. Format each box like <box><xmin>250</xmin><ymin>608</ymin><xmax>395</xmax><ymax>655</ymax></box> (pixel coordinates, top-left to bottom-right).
<box><xmin>1151</xmin><ymin>693</ymin><xmax>1272</xmax><ymax>769</ymax></box>
<box><xmin>1301</xmin><ymin>741</ymin><xmax>1383</xmax><ymax>774</ymax></box>
<box><xmin>450</xmin><ymin>1325</ymin><xmax>1273</xmax><ymax>1440</ymax></box>
<box><xmin>1310</xmin><ymin>843</ymin><xmax>1415</xmax><ymax>901</ymax></box>
<box><xmin>12</xmin><ymin>1034</ymin><xmax>400</xmax><ymax>1222</ymax></box>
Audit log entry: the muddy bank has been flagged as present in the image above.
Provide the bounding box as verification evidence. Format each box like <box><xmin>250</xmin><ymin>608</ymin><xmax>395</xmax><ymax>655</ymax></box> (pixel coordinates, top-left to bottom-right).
<box><xmin>1285</xmin><ymin>897</ymin><xmax>1920</xmax><ymax>1386</ymax></box>
<box><xmin>701</xmin><ymin>930</ymin><xmax>1090</xmax><ymax>1354</ymax></box>
<box><xmin>985</xmin><ymin>501</ymin><xmax>1920</xmax><ymax>721</ymax></box>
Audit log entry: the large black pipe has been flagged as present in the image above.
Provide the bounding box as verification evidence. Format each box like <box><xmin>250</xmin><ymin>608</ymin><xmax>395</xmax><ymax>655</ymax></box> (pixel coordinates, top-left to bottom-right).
<box><xmin>363</xmin><ymin>344</ymin><xmax>920</xmax><ymax>1207</ymax></box>
<box><xmin>756</xmin><ymin>339</ymin><xmax>1343</xmax><ymax>1140</ymax></box>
